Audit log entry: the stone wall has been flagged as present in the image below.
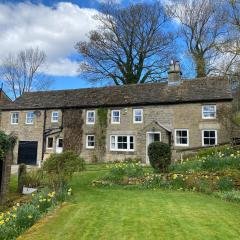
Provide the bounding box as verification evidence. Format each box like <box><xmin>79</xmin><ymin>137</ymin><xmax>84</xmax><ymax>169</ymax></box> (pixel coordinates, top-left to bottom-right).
<box><xmin>0</xmin><ymin>101</ymin><xmax>232</xmax><ymax>164</ymax></box>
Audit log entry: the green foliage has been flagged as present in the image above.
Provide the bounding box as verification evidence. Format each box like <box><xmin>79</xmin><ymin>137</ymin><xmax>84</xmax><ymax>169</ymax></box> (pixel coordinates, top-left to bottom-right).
<box><xmin>197</xmin><ymin>145</ymin><xmax>239</xmax><ymax>158</ymax></box>
<box><xmin>214</xmin><ymin>191</ymin><xmax>240</xmax><ymax>203</ymax></box>
<box><xmin>0</xmin><ymin>131</ymin><xmax>16</xmax><ymax>160</ymax></box>
<box><xmin>94</xmin><ymin>108</ymin><xmax>108</xmax><ymax>162</ymax></box>
<box><xmin>217</xmin><ymin>176</ymin><xmax>235</xmax><ymax>191</ymax></box>
<box><xmin>103</xmin><ymin>162</ymin><xmax>145</xmax><ymax>184</ymax></box>
<box><xmin>21</xmin><ymin>169</ymin><xmax>44</xmax><ymax>188</ymax></box>
<box><xmin>0</xmin><ymin>187</ymin><xmax>71</xmax><ymax>240</ymax></box>
<box><xmin>148</xmin><ymin>142</ymin><xmax>171</xmax><ymax>172</ymax></box>
<box><xmin>43</xmin><ymin>151</ymin><xmax>85</xmax><ymax>191</ymax></box>
<box><xmin>169</xmin><ymin>153</ymin><xmax>240</xmax><ymax>173</ymax></box>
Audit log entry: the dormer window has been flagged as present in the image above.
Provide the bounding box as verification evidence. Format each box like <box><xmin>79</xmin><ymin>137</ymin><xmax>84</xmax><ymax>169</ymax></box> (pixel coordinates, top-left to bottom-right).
<box><xmin>202</xmin><ymin>105</ymin><xmax>216</xmax><ymax>119</ymax></box>
<box><xmin>51</xmin><ymin>111</ymin><xmax>59</xmax><ymax>123</ymax></box>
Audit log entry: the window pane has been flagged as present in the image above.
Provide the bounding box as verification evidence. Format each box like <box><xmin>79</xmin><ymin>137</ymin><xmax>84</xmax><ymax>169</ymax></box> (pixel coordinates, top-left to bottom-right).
<box><xmin>58</xmin><ymin>139</ymin><xmax>63</xmax><ymax>148</ymax></box>
<box><xmin>154</xmin><ymin>134</ymin><xmax>160</xmax><ymax>142</ymax></box>
<box><xmin>209</xmin><ymin>138</ymin><xmax>216</xmax><ymax>145</ymax></box>
<box><xmin>210</xmin><ymin>131</ymin><xmax>215</xmax><ymax>138</ymax></box>
<box><xmin>204</xmin><ymin>131</ymin><xmax>210</xmax><ymax>138</ymax></box>
<box><xmin>47</xmin><ymin>138</ymin><xmax>53</xmax><ymax>148</ymax></box>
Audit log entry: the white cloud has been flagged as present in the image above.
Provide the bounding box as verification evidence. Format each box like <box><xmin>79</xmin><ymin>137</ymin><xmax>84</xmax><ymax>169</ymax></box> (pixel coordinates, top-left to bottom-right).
<box><xmin>0</xmin><ymin>2</ymin><xmax>100</xmax><ymax>77</ymax></box>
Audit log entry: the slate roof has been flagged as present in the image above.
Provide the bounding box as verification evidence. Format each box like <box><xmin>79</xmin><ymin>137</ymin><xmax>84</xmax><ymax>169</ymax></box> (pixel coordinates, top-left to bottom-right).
<box><xmin>2</xmin><ymin>77</ymin><xmax>233</xmax><ymax>110</ymax></box>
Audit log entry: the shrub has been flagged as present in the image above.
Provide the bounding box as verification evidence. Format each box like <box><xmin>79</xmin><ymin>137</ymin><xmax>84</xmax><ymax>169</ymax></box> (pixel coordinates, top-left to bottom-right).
<box><xmin>43</xmin><ymin>151</ymin><xmax>85</xmax><ymax>192</ymax></box>
<box><xmin>103</xmin><ymin>162</ymin><xmax>145</xmax><ymax>184</ymax></box>
<box><xmin>148</xmin><ymin>142</ymin><xmax>171</xmax><ymax>172</ymax></box>
<box><xmin>21</xmin><ymin>169</ymin><xmax>44</xmax><ymax>188</ymax></box>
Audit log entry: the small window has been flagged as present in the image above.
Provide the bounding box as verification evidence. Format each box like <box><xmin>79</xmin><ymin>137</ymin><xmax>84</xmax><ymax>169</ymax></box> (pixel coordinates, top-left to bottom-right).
<box><xmin>86</xmin><ymin>111</ymin><xmax>95</xmax><ymax>124</ymax></box>
<box><xmin>86</xmin><ymin>135</ymin><xmax>95</xmax><ymax>149</ymax></box>
<box><xmin>51</xmin><ymin>111</ymin><xmax>59</xmax><ymax>123</ymax></box>
<box><xmin>25</xmin><ymin>112</ymin><xmax>34</xmax><ymax>124</ymax></box>
<box><xmin>110</xmin><ymin>135</ymin><xmax>134</xmax><ymax>151</ymax></box>
<box><xmin>111</xmin><ymin>110</ymin><xmax>120</xmax><ymax>124</ymax></box>
<box><xmin>202</xmin><ymin>130</ymin><xmax>217</xmax><ymax>146</ymax></box>
<box><xmin>202</xmin><ymin>105</ymin><xmax>216</xmax><ymax>119</ymax></box>
<box><xmin>47</xmin><ymin>137</ymin><xmax>53</xmax><ymax>149</ymax></box>
<box><xmin>57</xmin><ymin>138</ymin><xmax>63</xmax><ymax>148</ymax></box>
<box><xmin>133</xmin><ymin>109</ymin><xmax>143</xmax><ymax>123</ymax></box>
<box><xmin>11</xmin><ymin>112</ymin><xmax>19</xmax><ymax>125</ymax></box>
<box><xmin>175</xmin><ymin>129</ymin><xmax>189</xmax><ymax>146</ymax></box>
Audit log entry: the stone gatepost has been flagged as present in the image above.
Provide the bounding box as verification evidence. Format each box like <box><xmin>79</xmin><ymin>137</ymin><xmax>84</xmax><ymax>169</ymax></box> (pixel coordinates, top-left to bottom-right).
<box><xmin>0</xmin><ymin>149</ymin><xmax>13</xmax><ymax>205</ymax></box>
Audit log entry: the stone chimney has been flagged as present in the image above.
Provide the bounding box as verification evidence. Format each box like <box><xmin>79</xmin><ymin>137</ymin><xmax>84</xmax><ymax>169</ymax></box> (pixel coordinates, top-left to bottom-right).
<box><xmin>168</xmin><ymin>60</ymin><xmax>182</xmax><ymax>86</ymax></box>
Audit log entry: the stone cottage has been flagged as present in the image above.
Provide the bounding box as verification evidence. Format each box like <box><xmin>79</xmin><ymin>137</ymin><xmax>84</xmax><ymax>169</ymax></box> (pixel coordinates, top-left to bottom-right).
<box><xmin>0</xmin><ymin>63</ymin><xmax>233</xmax><ymax>165</ymax></box>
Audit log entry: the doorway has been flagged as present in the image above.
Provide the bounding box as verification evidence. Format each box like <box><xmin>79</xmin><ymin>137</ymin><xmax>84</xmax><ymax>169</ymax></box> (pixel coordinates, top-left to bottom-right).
<box><xmin>146</xmin><ymin>132</ymin><xmax>161</xmax><ymax>164</ymax></box>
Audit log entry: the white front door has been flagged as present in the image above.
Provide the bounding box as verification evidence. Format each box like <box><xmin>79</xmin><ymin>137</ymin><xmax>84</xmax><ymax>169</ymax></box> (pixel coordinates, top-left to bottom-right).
<box><xmin>146</xmin><ymin>132</ymin><xmax>161</xmax><ymax>164</ymax></box>
<box><xmin>56</xmin><ymin>138</ymin><xmax>63</xmax><ymax>153</ymax></box>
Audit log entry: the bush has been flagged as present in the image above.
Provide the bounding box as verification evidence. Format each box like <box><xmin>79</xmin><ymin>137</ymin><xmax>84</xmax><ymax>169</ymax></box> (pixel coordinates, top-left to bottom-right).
<box><xmin>43</xmin><ymin>151</ymin><xmax>85</xmax><ymax>192</ymax></box>
<box><xmin>21</xmin><ymin>169</ymin><xmax>44</xmax><ymax>188</ymax></box>
<box><xmin>148</xmin><ymin>142</ymin><xmax>171</xmax><ymax>172</ymax></box>
<box><xmin>103</xmin><ymin>162</ymin><xmax>145</xmax><ymax>184</ymax></box>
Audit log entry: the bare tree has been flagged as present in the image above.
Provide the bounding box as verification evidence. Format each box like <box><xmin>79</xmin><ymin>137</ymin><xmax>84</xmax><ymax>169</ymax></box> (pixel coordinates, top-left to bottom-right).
<box><xmin>75</xmin><ymin>2</ymin><xmax>175</xmax><ymax>85</ymax></box>
<box><xmin>166</xmin><ymin>0</ymin><xmax>227</xmax><ymax>78</ymax></box>
<box><xmin>1</xmin><ymin>48</ymin><xmax>51</xmax><ymax>99</ymax></box>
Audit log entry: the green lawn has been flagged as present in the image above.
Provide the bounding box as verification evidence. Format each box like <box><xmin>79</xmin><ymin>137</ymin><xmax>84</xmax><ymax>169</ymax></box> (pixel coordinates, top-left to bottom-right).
<box><xmin>19</xmin><ymin>167</ymin><xmax>240</xmax><ymax>240</ymax></box>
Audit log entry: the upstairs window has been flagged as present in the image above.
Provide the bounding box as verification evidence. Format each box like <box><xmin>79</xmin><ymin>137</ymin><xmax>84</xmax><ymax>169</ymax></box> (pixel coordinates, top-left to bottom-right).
<box><xmin>86</xmin><ymin>111</ymin><xmax>95</xmax><ymax>124</ymax></box>
<box><xmin>110</xmin><ymin>135</ymin><xmax>134</xmax><ymax>151</ymax></box>
<box><xmin>202</xmin><ymin>130</ymin><xmax>217</xmax><ymax>146</ymax></box>
<box><xmin>25</xmin><ymin>112</ymin><xmax>34</xmax><ymax>124</ymax></box>
<box><xmin>86</xmin><ymin>135</ymin><xmax>95</xmax><ymax>149</ymax></box>
<box><xmin>51</xmin><ymin>111</ymin><xmax>59</xmax><ymax>123</ymax></box>
<box><xmin>11</xmin><ymin>112</ymin><xmax>19</xmax><ymax>125</ymax></box>
<box><xmin>175</xmin><ymin>129</ymin><xmax>189</xmax><ymax>146</ymax></box>
<box><xmin>111</xmin><ymin>110</ymin><xmax>120</xmax><ymax>124</ymax></box>
<box><xmin>202</xmin><ymin>105</ymin><xmax>216</xmax><ymax>119</ymax></box>
<box><xmin>133</xmin><ymin>109</ymin><xmax>143</xmax><ymax>123</ymax></box>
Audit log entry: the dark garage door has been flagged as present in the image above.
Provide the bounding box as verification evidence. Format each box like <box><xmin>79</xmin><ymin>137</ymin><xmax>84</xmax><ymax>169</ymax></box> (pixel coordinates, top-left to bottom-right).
<box><xmin>18</xmin><ymin>141</ymin><xmax>38</xmax><ymax>165</ymax></box>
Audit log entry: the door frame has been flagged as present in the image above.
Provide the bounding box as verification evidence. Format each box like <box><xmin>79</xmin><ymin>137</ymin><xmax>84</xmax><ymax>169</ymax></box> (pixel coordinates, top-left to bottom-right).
<box><xmin>56</xmin><ymin>138</ymin><xmax>63</xmax><ymax>153</ymax></box>
<box><xmin>146</xmin><ymin>132</ymin><xmax>161</xmax><ymax>165</ymax></box>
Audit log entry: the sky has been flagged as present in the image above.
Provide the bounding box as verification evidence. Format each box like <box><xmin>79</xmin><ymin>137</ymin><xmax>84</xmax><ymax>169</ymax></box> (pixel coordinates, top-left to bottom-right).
<box><xmin>0</xmin><ymin>0</ymin><xmax>182</xmax><ymax>93</ymax></box>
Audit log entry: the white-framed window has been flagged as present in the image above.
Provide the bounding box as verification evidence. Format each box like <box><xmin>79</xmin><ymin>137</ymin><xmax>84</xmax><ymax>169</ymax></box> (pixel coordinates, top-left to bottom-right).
<box><xmin>202</xmin><ymin>130</ymin><xmax>217</xmax><ymax>146</ymax></box>
<box><xmin>133</xmin><ymin>109</ymin><xmax>143</xmax><ymax>123</ymax></box>
<box><xmin>110</xmin><ymin>135</ymin><xmax>134</xmax><ymax>151</ymax></box>
<box><xmin>86</xmin><ymin>110</ymin><xmax>95</xmax><ymax>124</ymax></box>
<box><xmin>86</xmin><ymin>135</ymin><xmax>95</xmax><ymax>149</ymax></box>
<box><xmin>202</xmin><ymin>105</ymin><xmax>216</xmax><ymax>119</ymax></box>
<box><xmin>11</xmin><ymin>112</ymin><xmax>19</xmax><ymax>125</ymax></box>
<box><xmin>51</xmin><ymin>111</ymin><xmax>59</xmax><ymax>123</ymax></box>
<box><xmin>111</xmin><ymin>110</ymin><xmax>120</xmax><ymax>124</ymax></box>
<box><xmin>25</xmin><ymin>111</ymin><xmax>34</xmax><ymax>124</ymax></box>
<box><xmin>175</xmin><ymin>129</ymin><xmax>189</xmax><ymax>146</ymax></box>
<box><xmin>47</xmin><ymin>137</ymin><xmax>53</xmax><ymax>149</ymax></box>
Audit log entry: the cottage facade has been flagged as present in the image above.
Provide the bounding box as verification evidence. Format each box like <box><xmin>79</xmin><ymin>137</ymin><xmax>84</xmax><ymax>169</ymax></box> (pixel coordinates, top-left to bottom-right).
<box><xmin>0</xmin><ymin>73</ymin><xmax>233</xmax><ymax>165</ymax></box>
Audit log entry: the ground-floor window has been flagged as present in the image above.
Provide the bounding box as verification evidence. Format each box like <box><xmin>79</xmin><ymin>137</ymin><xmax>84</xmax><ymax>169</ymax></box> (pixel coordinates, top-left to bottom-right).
<box><xmin>202</xmin><ymin>130</ymin><xmax>217</xmax><ymax>146</ymax></box>
<box><xmin>86</xmin><ymin>135</ymin><xmax>95</xmax><ymax>149</ymax></box>
<box><xmin>175</xmin><ymin>129</ymin><xmax>189</xmax><ymax>146</ymax></box>
<box><xmin>47</xmin><ymin>137</ymin><xmax>53</xmax><ymax>149</ymax></box>
<box><xmin>110</xmin><ymin>135</ymin><xmax>134</xmax><ymax>151</ymax></box>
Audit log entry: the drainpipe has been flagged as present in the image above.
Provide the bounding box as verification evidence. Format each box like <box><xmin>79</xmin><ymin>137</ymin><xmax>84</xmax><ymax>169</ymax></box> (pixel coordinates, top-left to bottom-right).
<box><xmin>41</xmin><ymin>110</ymin><xmax>47</xmax><ymax>165</ymax></box>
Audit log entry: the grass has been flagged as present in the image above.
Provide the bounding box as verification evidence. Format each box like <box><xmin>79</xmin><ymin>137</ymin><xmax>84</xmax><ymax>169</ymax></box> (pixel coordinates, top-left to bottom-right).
<box><xmin>19</xmin><ymin>165</ymin><xmax>240</xmax><ymax>240</ymax></box>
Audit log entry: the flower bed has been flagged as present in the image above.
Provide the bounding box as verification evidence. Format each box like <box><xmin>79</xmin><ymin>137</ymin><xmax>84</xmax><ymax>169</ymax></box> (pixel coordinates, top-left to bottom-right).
<box><xmin>0</xmin><ymin>188</ymin><xmax>72</xmax><ymax>240</ymax></box>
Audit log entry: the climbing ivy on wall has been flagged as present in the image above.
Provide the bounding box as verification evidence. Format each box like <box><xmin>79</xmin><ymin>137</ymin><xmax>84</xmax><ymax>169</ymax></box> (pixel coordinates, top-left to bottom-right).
<box><xmin>94</xmin><ymin>108</ymin><xmax>108</xmax><ymax>162</ymax></box>
<box><xmin>0</xmin><ymin>131</ymin><xmax>16</xmax><ymax>160</ymax></box>
<box><xmin>63</xmin><ymin>109</ymin><xmax>83</xmax><ymax>154</ymax></box>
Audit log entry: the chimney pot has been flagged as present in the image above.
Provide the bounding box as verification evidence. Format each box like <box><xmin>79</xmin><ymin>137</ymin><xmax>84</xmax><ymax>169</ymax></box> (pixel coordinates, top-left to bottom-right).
<box><xmin>168</xmin><ymin>60</ymin><xmax>182</xmax><ymax>86</ymax></box>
